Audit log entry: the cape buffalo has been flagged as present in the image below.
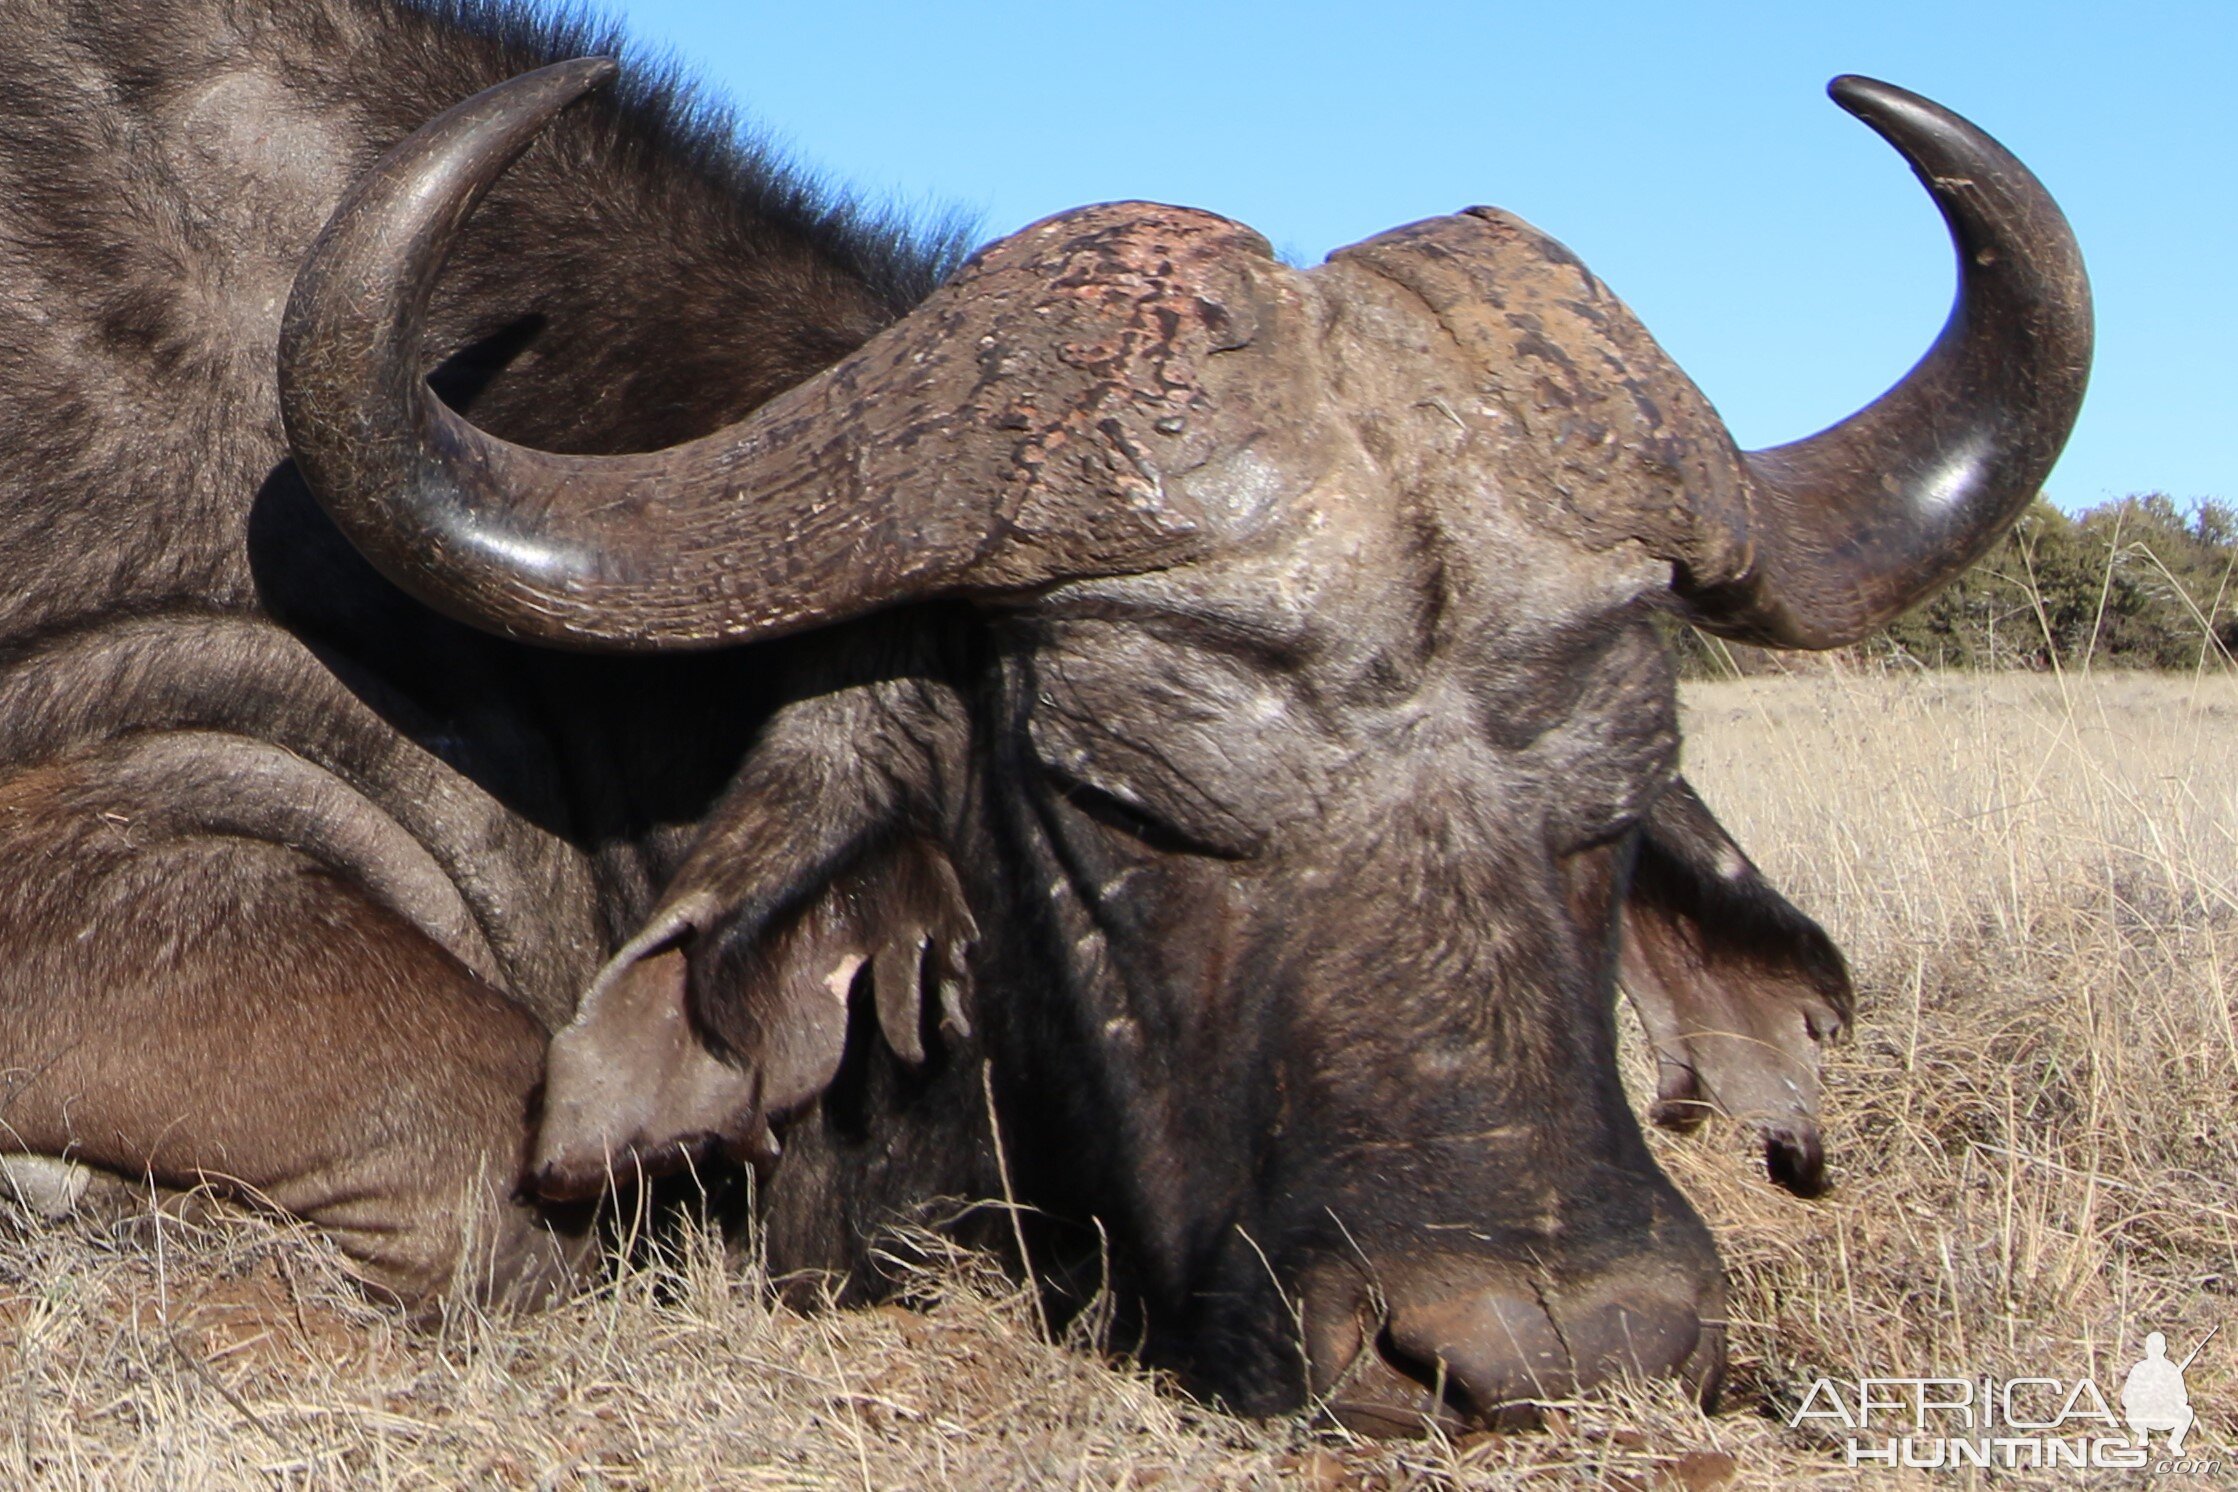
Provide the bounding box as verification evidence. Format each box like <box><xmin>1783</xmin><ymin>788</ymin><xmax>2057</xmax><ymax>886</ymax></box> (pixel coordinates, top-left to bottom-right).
<box><xmin>0</xmin><ymin>0</ymin><xmax>2087</xmax><ymax>1432</ymax></box>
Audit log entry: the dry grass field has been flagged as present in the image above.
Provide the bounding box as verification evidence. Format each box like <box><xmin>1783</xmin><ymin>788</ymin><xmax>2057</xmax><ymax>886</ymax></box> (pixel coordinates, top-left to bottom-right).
<box><xmin>1</xmin><ymin>669</ymin><xmax>2231</xmax><ymax>1489</ymax></box>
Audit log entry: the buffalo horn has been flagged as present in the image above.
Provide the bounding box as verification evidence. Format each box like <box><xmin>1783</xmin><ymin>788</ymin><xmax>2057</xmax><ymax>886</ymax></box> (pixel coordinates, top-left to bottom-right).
<box><xmin>279</xmin><ymin>61</ymin><xmax>1210</xmax><ymax>651</ymax></box>
<box><xmin>1681</xmin><ymin>76</ymin><xmax>2093</xmax><ymax>649</ymax></box>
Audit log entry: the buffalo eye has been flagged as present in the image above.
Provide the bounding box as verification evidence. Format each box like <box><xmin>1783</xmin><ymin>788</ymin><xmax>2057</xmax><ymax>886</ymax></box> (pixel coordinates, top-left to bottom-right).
<box><xmin>1036</xmin><ymin>761</ymin><xmax>1260</xmax><ymax>861</ymax></box>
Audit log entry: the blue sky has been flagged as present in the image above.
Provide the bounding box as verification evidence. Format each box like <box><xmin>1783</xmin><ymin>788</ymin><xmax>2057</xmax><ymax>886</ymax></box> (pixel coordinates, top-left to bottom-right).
<box><xmin>602</xmin><ymin>2</ymin><xmax>2231</xmax><ymax>513</ymax></box>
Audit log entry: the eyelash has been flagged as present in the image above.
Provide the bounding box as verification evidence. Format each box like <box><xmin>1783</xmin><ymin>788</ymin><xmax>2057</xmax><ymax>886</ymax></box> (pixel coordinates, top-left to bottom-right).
<box><xmin>1039</xmin><ymin>764</ymin><xmax>1234</xmax><ymax>859</ymax></box>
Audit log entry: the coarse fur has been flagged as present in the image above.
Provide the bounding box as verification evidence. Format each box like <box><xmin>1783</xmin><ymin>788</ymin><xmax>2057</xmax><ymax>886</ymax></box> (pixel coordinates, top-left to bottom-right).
<box><xmin>0</xmin><ymin>0</ymin><xmax>1865</xmax><ymax>1423</ymax></box>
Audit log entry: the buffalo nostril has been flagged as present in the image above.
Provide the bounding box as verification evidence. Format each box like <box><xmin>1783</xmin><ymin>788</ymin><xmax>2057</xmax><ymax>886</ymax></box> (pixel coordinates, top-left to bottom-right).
<box><xmin>1305</xmin><ymin>1294</ymin><xmax>1494</xmax><ymax>1437</ymax></box>
<box><xmin>1382</xmin><ymin>1288</ymin><xmax>1570</xmax><ymax>1423</ymax></box>
<box><xmin>1372</xmin><ymin>1319</ymin><xmax>1545</xmax><ymax>1432</ymax></box>
<box><xmin>1305</xmin><ymin>1261</ymin><xmax>1726</xmax><ymax>1437</ymax></box>
<box><xmin>1765</xmin><ymin>1120</ymin><xmax>1829</xmax><ymax>1197</ymax></box>
<box><xmin>1308</xmin><ymin>1288</ymin><xmax>1567</xmax><ymax>1435</ymax></box>
<box><xmin>1382</xmin><ymin>1285</ymin><xmax>1720</xmax><ymax>1426</ymax></box>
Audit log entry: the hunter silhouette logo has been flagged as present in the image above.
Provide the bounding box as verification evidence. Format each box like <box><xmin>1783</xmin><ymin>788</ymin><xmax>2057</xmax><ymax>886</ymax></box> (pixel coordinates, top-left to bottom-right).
<box><xmin>2122</xmin><ymin>1327</ymin><xmax>2211</xmax><ymax>1456</ymax></box>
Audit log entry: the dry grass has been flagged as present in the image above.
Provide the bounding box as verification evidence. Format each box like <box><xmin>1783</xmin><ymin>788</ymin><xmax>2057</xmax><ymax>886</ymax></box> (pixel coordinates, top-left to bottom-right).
<box><xmin>1</xmin><ymin>670</ymin><xmax>2231</xmax><ymax>1489</ymax></box>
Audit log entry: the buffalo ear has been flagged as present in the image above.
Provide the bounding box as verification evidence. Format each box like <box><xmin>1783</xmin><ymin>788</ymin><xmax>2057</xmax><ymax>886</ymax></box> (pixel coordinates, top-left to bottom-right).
<box><xmin>532</xmin><ymin>838</ymin><xmax>975</xmax><ymax>1202</ymax></box>
<box><xmin>704</xmin><ymin>835</ymin><xmax>976</xmax><ymax>1075</ymax></box>
<box><xmin>1620</xmin><ymin>778</ymin><xmax>1851</xmax><ymax>1197</ymax></box>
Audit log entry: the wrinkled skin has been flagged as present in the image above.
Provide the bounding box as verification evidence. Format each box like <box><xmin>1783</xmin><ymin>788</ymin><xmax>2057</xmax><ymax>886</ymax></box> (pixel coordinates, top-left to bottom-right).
<box><xmin>978</xmin><ymin>244</ymin><xmax>1720</xmax><ymax>1416</ymax></box>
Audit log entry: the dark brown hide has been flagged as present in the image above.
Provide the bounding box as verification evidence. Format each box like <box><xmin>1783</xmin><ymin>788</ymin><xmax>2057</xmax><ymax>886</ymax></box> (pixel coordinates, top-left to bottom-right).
<box><xmin>278</xmin><ymin>47</ymin><xmax>2080</xmax><ymax>1425</ymax></box>
<box><xmin>0</xmin><ymin>0</ymin><xmax>953</xmax><ymax>1304</ymax></box>
<box><xmin>0</xmin><ymin>749</ymin><xmax>584</xmax><ymax>1304</ymax></box>
<box><xmin>0</xmin><ymin>0</ymin><xmax>2087</xmax><ymax>1433</ymax></box>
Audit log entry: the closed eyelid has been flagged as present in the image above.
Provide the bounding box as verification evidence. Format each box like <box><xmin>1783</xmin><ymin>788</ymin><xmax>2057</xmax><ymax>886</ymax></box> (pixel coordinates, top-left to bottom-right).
<box><xmin>1037</xmin><ymin>760</ymin><xmax>1262</xmax><ymax>861</ymax></box>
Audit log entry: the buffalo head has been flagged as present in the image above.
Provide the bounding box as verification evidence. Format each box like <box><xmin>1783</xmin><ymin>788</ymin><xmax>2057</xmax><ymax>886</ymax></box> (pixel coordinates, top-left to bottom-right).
<box><xmin>276</xmin><ymin>62</ymin><xmax>2088</xmax><ymax>1429</ymax></box>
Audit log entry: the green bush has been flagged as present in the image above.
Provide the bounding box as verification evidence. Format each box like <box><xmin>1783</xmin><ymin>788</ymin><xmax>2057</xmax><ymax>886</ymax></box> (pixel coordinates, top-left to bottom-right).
<box><xmin>1673</xmin><ymin>495</ymin><xmax>2238</xmax><ymax>676</ymax></box>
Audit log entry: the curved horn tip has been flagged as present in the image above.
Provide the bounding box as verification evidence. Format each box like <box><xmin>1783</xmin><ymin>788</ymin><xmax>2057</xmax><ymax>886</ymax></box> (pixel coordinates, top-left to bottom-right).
<box><xmin>432</xmin><ymin>56</ymin><xmax>621</xmax><ymax>143</ymax></box>
<box><xmin>1825</xmin><ymin>72</ymin><xmax>1986</xmax><ymax>149</ymax></box>
<box><xmin>460</xmin><ymin>56</ymin><xmax>621</xmax><ymax>132</ymax></box>
<box><xmin>1826</xmin><ymin>73</ymin><xmax>1915</xmax><ymax>114</ymax></box>
<box><xmin>540</xmin><ymin>54</ymin><xmax>622</xmax><ymax>99</ymax></box>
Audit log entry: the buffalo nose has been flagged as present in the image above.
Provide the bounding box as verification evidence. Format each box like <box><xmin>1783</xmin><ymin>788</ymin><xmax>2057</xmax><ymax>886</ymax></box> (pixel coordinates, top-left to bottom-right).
<box><xmin>1311</xmin><ymin>1274</ymin><xmax>1725</xmax><ymax>1435</ymax></box>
